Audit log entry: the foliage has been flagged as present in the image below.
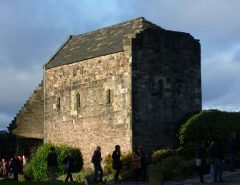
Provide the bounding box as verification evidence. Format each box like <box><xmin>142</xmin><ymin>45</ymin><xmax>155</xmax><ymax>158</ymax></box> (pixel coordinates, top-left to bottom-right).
<box><xmin>150</xmin><ymin>156</ymin><xmax>195</xmax><ymax>181</ymax></box>
<box><xmin>171</xmin><ymin>159</ymin><xmax>195</xmax><ymax>180</ymax></box>
<box><xmin>0</xmin><ymin>181</ymin><xmax>84</xmax><ymax>185</ymax></box>
<box><xmin>77</xmin><ymin>168</ymin><xmax>95</xmax><ymax>182</ymax></box>
<box><xmin>57</xmin><ymin>168</ymin><xmax>94</xmax><ymax>183</ymax></box>
<box><xmin>178</xmin><ymin>110</ymin><xmax>240</xmax><ymax>148</ymax></box>
<box><xmin>27</xmin><ymin>143</ymin><xmax>83</xmax><ymax>181</ymax></box>
<box><xmin>175</xmin><ymin>145</ymin><xmax>195</xmax><ymax>159</ymax></box>
<box><xmin>151</xmin><ymin>148</ymin><xmax>175</xmax><ymax>164</ymax></box>
<box><xmin>23</xmin><ymin>162</ymin><xmax>34</xmax><ymax>181</ymax></box>
<box><xmin>157</xmin><ymin>155</ymin><xmax>182</xmax><ymax>180</ymax></box>
<box><xmin>104</xmin><ymin>151</ymin><xmax>134</xmax><ymax>181</ymax></box>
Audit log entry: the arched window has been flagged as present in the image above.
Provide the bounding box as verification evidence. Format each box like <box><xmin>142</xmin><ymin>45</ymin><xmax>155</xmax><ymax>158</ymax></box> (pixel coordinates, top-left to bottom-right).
<box><xmin>77</xmin><ymin>93</ymin><xmax>80</xmax><ymax>108</ymax></box>
<box><xmin>107</xmin><ymin>89</ymin><xmax>112</xmax><ymax>104</ymax></box>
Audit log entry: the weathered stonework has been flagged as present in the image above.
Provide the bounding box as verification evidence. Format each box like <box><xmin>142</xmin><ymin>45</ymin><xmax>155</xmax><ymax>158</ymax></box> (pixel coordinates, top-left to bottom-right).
<box><xmin>45</xmin><ymin>52</ymin><xmax>133</xmax><ymax>165</ymax></box>
<box><xmin>9</xmin><ymin>82</ymin><xmax>44</xmax><ymax>156</ymax></box>
<box><xmin>132</xmin><ymin>29</ymin><xmax>201</xmax><ymax>152</ymax></box>
<box><xmin>44</xmin><ymin>17</ymin><xmax>201</xmax><ymax>166</ymax></box>
<box><xmin>9</xmin><ymin>17</ymin><xmax>201</xmax><ymax>165</ymax></box>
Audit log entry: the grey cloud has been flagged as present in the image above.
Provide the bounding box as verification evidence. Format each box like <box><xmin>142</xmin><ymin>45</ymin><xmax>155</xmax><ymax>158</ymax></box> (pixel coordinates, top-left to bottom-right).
<box><xmin>0</xmin><ymin>113</ymin><xmax>12</xmax><ymax>130</ymax></box>
<box><xmin>1</xmin><ymin>0</ymin><xmax>240</xmax><ymax>130</ymax></box>
<box><xmin>202</xmin><ymin>47</ymin><xmax>240</xmax><ymax>109</ymax></box>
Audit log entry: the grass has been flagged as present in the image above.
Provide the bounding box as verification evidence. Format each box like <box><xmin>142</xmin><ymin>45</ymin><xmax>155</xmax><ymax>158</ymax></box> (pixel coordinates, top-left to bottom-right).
<box><xmin>0</xmin><ymin>174</ymin><xmax>97</xmax><ymax>185</ymax></box>
<box><xmin>0</xmin><ymin>181</ymin><xmax>82</xmax><ymax>185</ymax></box>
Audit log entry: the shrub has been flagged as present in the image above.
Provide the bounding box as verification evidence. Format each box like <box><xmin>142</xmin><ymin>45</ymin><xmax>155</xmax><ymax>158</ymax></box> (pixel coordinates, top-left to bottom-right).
<box><xmin>178</xmin><ymin>110</ymin><xmax>240</xmax><ymax>154</ymax></box>
<box><xmin>172</xmin><ymin>159</ymin><xmax>195</xmax><ymax>180</ymax></box>
<box><xmin>23</xmin><ymin>162</ymin><xmax>34</xmax><ymax>181</ymax></box>
<box><xmin>175</xmin><ymin>145</ymin><xmax>195</xmax><ymax>159</ymax></box>
<box><xmin>151</xmin><ymin>148</ymin><xmax>175</xmax><ymax>164</ymax></box>
<box><xmin>27</xmin><ymin>143</ymin><xmax>83</xmax><ymax>181</ymax></box>
<box><xmin>157</xmin><ymin>155</ymin><xmax>182</xmax><ymax>181</ymax></box>
<box><xmin>104</xmin><ymin>151</ymin><xmax>134</xmax><ymax>181</ymax></box>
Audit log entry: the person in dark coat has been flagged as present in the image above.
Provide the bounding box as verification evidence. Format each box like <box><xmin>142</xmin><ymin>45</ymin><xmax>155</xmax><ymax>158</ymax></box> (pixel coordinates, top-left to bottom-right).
<box><xmin>112</xmin><ymin>145</ymin><xmax>122</xmax><ymax>182</ymax></box>
<box><xmin>92</xmin><ymin>146</ymin><xmax>103</xmax><ymax>183</ymax></box>
<box><xmin>10</xmin><ymin>154</ymin><xmax>20</xmax><ymax>181</ymax></box>
<box><xmin>139</xmin><ymin>146</ymin><xmax>147</xmax><ymax>181</ymax></box>
<box><xmin>196</xmin><ymin>138</ymin><xmax>206</xmax><ymax>183</ymax></box>
<box><xmin>228</xmin><ymin>133</ymin><xmax>237</xmax><ymax>172</ymax></box>
<box><xmin>131</xmin><ymin>148</ymin><xmax>141</xmax><ymax>184</ymax></box>
<box><xmin>47</xmin><ymin>147</ymin><xmax>58</xmax><ymax>181</ymax></box>
<box><xmin>209</xmin><ymin>136</ymin><xmax>224</xmax><ymax>183</ymax></box>
<box><xmin>63</xmin><ymin>152</ymin><xmax>74</xmax><ymax>182</ymax></box>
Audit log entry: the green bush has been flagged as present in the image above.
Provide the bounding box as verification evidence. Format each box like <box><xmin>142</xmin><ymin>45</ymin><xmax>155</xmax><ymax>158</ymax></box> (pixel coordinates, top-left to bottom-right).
<box><xmin>27</xmin><ymin>143</ymin><xmax>83</xmax><ymax>181</ymax></box>
<box><xmin>151</xmin><ymin>148</ymin><xmax>175</xmax><ymax>164</ymax></box>
<box><xmin>23</xmin><ymin>162</ymin><xmax>34</xmax><ymax>181</ymax></box>
<box><xmin>175</xmin><ymin>145</ymin><xmax>195</xmax><ymax>159</ymax></box>
<box><xmin>178</xmin><ymin>110</ymin><xmax>240</xmax><ymax>148</ymax></box>
<box><xmin>104</xmin><ymin>151</ymin><xmax>134</xmax><ymax>181</ymax></box>
<box><xmin>157</xmin><ymin>155</ymin><xmax>182</xmax><ymax>181</ymax></box>
<box><xmin>172</xmin><ymin>159</ymin><xmax>195</xmax><ymax>180</ymax></box>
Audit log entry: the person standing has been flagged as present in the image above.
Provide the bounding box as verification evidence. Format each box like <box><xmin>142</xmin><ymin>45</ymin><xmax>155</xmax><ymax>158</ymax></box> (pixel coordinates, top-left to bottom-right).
<box><xmin>139</xmin><ymin>146</ymin><xmax>147</xmax><ymax>181</ymax></box>
<box><xmin>112</xmin><ymin>145</ymin><xmax>122</xmax><ymax>182</ymax></box>
<box><xmin>131</xmin><ymin>149</ymin><xmax>141</xmax><ymax>184</ymax></box>
<box><xmin>63</xmin><ymin>152</ymin><xmax>74</xmax><ymax>182</ymax></box>
<box><xmin>92</xmin><ymin>146</ymin><xmax>103</xmax><ymax>183</ymax></box>
<box><xmin>8</xmin><ymin>158</ymin><xmax>13</xmax><ymax>177</ymax></box>
<box><xmin>228</xmin><ymin>133</ymin><xmax>237</xmax><ymax>172</ymax></box>
<box><xmin>11</xmin><ymin>155</ymin><xmax>20</xmax><ymax>181</ymax></box>
<box><xmin>1</xmin><ymin>158</ymin><xmax>7</xmax><ymax>179</ymax></box>
<box><xmin>196</xmin><ymin>138</ymin><xmax>206</xmax><ymax>183</ymax></box>
<box><xmin>47</xmin><ymin>147</ymin><xmax>58</xmax><ymax>181</ymax></box>
<box><xmin>209</xmin><ymin>136</ymin><xmax>224</xmax><ymax>183</ymax></box>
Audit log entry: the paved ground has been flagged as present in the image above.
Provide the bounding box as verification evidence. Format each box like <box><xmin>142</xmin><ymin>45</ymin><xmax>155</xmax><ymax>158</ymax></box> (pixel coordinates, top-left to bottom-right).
<box><xmin>108</xmin><ymin>169</ymin><xmax>240</xmax><ymax>185</ymax></box>
<box><xmin>1</xmin><ymin>170</ymin><xmax>240</xmax><ymax>185</ymax></box>
<box><xmin>171</xmin><ymin>169</ymin><xmax>240</xmax><ymax>185</ymax></box>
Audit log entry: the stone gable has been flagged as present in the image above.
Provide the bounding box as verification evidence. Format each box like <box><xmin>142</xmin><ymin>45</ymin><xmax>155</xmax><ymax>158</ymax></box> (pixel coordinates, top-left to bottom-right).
<box><xmin>9</xmin><ymin>17</ymin><xmax>201</xmax><ymax>166</ymax></box>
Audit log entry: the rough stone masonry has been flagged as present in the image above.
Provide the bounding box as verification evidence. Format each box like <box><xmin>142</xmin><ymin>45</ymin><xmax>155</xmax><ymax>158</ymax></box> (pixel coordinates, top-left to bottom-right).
<box><xmin>10</xmin><ymin>17</ymin><xmax>201</xmax><ymax>166</ymax></box>
<box><xmin>44</xmin><ymin>17</ymin><xmax>201</xmax><ymax>165</ymax></box>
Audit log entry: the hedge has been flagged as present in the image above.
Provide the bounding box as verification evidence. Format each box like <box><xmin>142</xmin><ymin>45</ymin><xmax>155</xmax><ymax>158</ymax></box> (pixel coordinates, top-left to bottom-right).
<box><xmin>24</xmin><ymin>143</ymin><xmax>83</xmax><ymax>181</ymax></box>
<box><xmin>178</xmin><ymin>110</ymin><xmax>240</xmax><ymax>149</ymax></box>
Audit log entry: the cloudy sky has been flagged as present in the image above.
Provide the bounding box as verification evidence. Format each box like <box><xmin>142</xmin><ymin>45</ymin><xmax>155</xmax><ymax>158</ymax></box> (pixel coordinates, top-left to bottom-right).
<box><xmin>0</xmin><ymin>0</ymin><xmax>240</xmax><ymax>130</ymax></box>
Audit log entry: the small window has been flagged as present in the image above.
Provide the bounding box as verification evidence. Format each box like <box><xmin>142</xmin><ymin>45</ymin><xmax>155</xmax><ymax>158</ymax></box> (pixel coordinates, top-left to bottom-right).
<box><xmin>107</xmin><ymin>89</ymin><xmax>112</xmax><ymax>104</ymax></box>
<box><xmin>77</xmin><ymin>93</ymin><xmax>80</xmax><ymax>108</ymax></box>
<box><xmin>57</xmin><ymin>97</ymin><xmax>61</xmax><ymax>110</ymax></box>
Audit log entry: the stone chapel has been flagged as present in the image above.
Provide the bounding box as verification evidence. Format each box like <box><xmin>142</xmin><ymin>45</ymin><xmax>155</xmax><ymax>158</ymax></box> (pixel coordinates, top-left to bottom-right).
<box><xmin>9</xmin><ymin>17</ymin><xmax>201</xmax><ymax>163</ymax></box>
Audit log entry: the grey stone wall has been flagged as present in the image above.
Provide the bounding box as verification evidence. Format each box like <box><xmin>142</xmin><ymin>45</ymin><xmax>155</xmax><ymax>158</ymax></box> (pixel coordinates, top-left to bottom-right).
<box><xmin>10</xmin><ymin>82</ymin><xmax>44</xmax><ymax>139</ymax></box>
<box><xmin>131</xmin><ymin>29</ymin><xmax>201</xmax><ymax>152</ymax></box>
<box><xmin>44</xmin><ymin>51</ymin><xmax>132</xmax><ymax>166</ymax></box>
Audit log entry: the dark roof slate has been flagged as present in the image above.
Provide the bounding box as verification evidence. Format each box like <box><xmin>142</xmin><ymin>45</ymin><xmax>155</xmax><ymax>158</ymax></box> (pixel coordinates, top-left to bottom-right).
<box><xmin>45</xmin><ymin>17</ymin><xmax>163</xmax><ymax>69</ymax></box>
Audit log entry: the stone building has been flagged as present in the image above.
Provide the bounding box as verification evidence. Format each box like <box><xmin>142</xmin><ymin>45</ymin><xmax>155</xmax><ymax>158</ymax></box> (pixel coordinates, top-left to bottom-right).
<box><xmin>8</xmin><ymin>82</ymin><xmax>44</xmax><ymax>157</ymax></box>
<box><xmin>43</xmin><ymin>17</ymin><xmax>201</xmax><ymax>163</ymax></box>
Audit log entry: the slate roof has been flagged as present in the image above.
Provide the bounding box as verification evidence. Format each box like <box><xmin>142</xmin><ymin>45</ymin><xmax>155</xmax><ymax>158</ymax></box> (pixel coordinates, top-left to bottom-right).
<box><xmin>45</xmin><ymin>17</ymin><xmax>163</xmax><ymax>69</ymax></box>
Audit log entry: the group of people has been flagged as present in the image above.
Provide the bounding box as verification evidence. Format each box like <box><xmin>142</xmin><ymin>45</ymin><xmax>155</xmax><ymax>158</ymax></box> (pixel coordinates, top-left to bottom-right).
<box><xmin>0</xmin><ymin>154</ymin><xmax>26</xmax><ymax>181</ymax></box>
<box><xmin>196</xmin><ymin>133</ymin><xmax>237</xmax><ymax>183</ymax></box>
<box><xmin>91</xmin><ymin>145</ymin><xmax>147</xmax><ymax>184</ymax></box>
<box><xmin>47</xmin><ymin>145</ymin><xmax>148</xmax><ymax>183</ymax></box>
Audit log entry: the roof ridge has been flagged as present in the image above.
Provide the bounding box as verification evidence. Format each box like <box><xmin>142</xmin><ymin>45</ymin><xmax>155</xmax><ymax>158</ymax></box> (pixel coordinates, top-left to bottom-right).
<box><xmin>72</xmin><ymin>17</ymin><xmax>160</xmax><ymax>38</ymax></box>
<box><xmin>45</xmin><ymin>17</ymin><xmax>164</xmax><ymax>69</ymax></box>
